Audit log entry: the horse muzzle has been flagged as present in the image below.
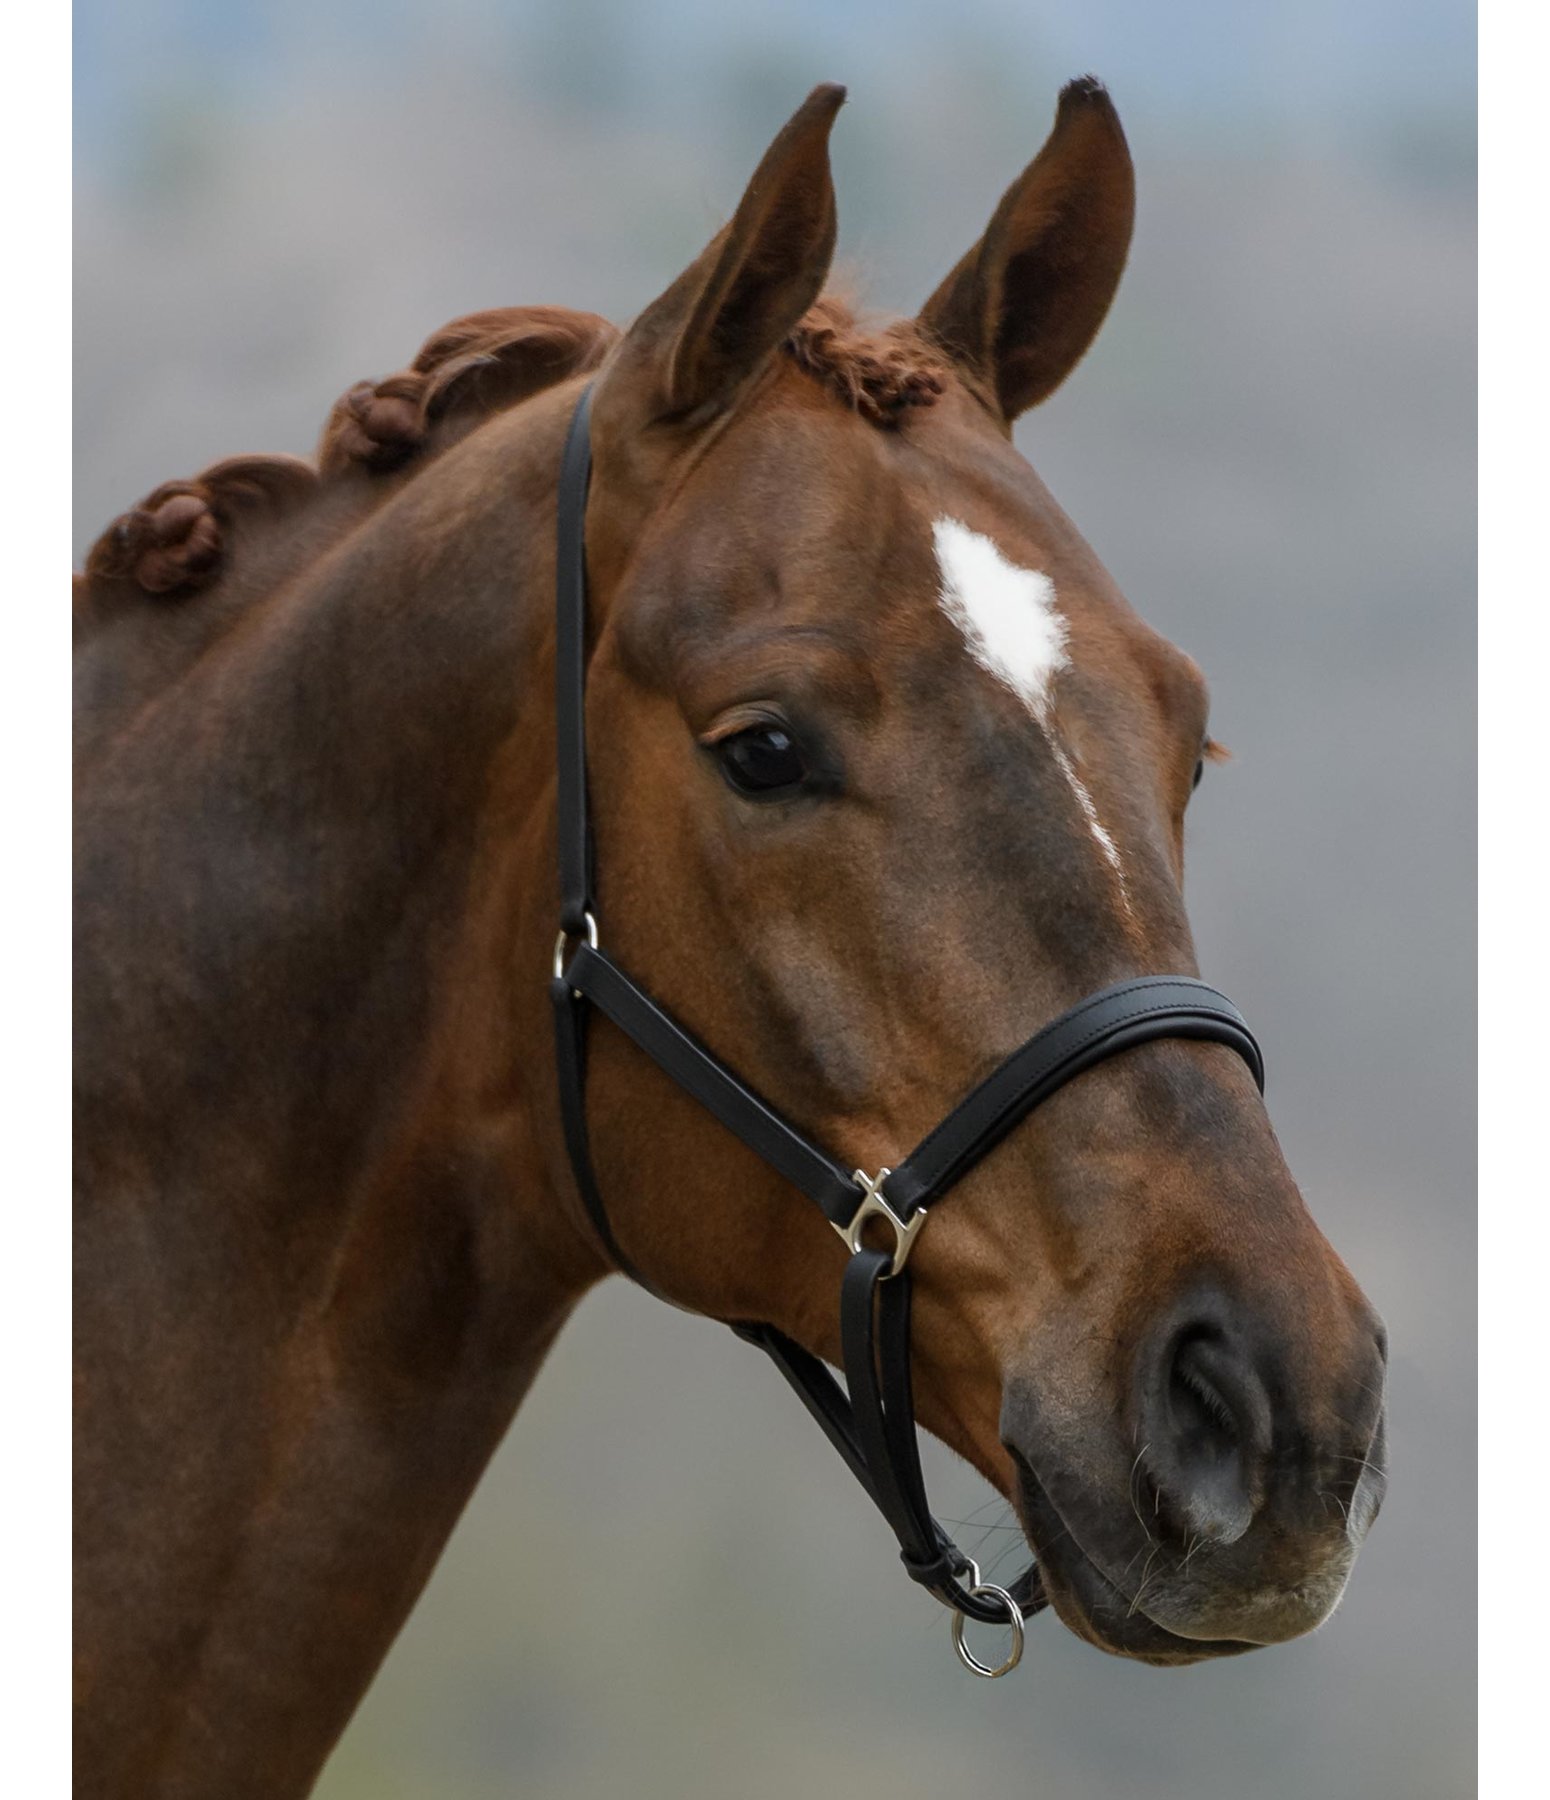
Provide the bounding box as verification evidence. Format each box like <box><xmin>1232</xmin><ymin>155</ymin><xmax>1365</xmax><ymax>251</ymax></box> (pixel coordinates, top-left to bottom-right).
<box><xmin>1000</xmin><ymin>1290</ymin><xmax>1389</xmax><ymax>1662</ymax></box>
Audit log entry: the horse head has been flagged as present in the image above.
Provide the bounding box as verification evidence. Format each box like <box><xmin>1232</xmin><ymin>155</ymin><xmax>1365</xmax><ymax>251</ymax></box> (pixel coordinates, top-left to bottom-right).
<box><xmin>559</xmin><ymin>81</ymin><xmax>1387</xmax><ymax>1663</ymax></box>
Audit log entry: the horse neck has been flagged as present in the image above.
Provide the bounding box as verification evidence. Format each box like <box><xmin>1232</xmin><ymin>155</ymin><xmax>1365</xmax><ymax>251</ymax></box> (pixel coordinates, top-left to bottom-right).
<box><xmin>74</xmin><ymin>383</ymin><xmax>604</xmax><ymax>1797</ymax></box>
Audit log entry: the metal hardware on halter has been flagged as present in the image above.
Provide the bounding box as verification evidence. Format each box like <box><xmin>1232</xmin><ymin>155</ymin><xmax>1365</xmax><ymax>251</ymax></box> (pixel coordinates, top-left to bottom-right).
<box><xmin>950</xmin><ymin>1560</ymin><xmax>1026</xmax><ymax>1678</ymax></box>
<box><xmin>552</xmin><ymin>910</ymin><xmax>599</xmax><ymax>985</ymax></box>
<box><xmin>832</xmin><ymin>1168</ymin><xmax>926</xmax><ymax>1276</ymax></box>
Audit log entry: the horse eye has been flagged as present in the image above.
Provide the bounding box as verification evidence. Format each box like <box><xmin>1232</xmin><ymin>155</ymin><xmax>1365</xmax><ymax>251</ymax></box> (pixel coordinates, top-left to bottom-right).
<box><xmin>714</xmin><ymin>724</ymin><xmax>810</xmax><ymax>799</ymax></box>
<box><xmin>1191</xmin><ymin>756</ymin><xmax>1206</xmax><ymax>793</ymax></box>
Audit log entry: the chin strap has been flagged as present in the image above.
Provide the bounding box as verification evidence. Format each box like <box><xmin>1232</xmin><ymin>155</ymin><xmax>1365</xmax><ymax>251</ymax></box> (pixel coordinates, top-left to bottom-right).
<box><xmin>547</xmin><ymin>380</ymin><xmax>1265</xmax><ymax>1676</ymax></box>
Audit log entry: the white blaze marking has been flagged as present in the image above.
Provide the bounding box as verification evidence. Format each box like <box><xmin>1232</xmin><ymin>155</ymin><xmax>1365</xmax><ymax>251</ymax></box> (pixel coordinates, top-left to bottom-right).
<box><xmin>932</xmin><ymin>517</ymin><xmax>1067</xmax><ymax>722</ymax></box>
<box><xmin>932</xmin><ymin>516</ymin><xmax>1133</xmax><ymax>911</ymax></box>
<box><xmin>1051</xmin><ymin>742</ymin><xmax>1129</xmax><ymax>895</ymax></box>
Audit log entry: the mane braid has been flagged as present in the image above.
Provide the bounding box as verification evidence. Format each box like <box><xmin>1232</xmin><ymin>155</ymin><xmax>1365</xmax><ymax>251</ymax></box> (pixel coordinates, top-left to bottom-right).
<box><xmin>783</xmin><ymin>297</ymin><xmax>946</xmax><ymax>428</ymax></box>
<box><xmin>318</xmin><ymin>305</ymin><xmax>618</xmax><ymax>477</ymax></box>
<box><xmin>79</xmin><ymin>305</ymin><xmax>620</xmax><ymax>611</ymax></box>
<box><xmin>81</xmin><ymin>455</ymin><xmax>320</xmax><ymax>600</ymax></box>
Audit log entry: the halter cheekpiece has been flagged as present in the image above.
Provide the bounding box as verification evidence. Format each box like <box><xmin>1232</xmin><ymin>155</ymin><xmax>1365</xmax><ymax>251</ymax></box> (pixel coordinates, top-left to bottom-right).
<box><xmin>548</xmin><ymin>381</ymin><xmax>1265</xmax><ymax>1677</ymax></box>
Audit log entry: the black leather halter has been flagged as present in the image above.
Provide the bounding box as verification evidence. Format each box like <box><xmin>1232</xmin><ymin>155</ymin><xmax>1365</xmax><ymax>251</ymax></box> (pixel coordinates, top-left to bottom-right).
<box><xmin>547</xmin><ymin>382</ymin><xmax>1265</xmax><ymax>1674</ymax></box>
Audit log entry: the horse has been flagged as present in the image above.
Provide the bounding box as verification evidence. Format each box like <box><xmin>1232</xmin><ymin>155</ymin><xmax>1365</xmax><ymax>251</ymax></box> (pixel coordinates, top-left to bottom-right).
<box><xmin>74</xmin><ymin>79</ymin><xmax>1388</xmax><ymax>1798</ymax></box>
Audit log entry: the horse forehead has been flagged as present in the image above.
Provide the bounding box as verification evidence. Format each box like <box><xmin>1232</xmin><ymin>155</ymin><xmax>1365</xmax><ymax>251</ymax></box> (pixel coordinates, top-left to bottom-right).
<box><xmin>638</xmin><ymin>395</ymin><xmax>1133</xmax><ymax>676</ymax></box>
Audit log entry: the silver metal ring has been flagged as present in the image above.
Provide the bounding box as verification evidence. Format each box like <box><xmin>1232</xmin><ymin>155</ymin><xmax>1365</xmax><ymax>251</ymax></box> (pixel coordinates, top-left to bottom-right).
<box><xmin>950</xmin><ymin>1562</ymin><xmax>1025</xmax><ymax>1679</ymax></box>
<box><xmin>552</xmin><ymin>911</ymin><xmax>599</xmax><ymax>982</ymax></box>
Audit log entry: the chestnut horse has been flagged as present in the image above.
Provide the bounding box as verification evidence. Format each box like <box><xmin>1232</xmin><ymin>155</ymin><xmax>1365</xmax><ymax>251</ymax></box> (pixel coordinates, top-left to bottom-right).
<box><xmin>75</xmin><ymin>81</ymin><xmax>1387</xmax><ymax>1798</ymax></box>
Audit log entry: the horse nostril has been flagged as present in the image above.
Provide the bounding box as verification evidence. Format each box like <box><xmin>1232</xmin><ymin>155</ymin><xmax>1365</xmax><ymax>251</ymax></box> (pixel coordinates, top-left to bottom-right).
<box><xmin>1170</xmin><ymin>1335</ymin><xmax>1240</xmax><ymax>1454</ymax></box>
<box><xmin>1141</xmin><ymin>1323</ymin><xmax>1271</xmax><ymax>1546</ymax></box>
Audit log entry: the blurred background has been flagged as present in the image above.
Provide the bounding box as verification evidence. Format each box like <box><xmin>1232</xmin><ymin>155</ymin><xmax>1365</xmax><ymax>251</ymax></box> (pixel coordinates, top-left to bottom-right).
<box><xmin>74</xmin><ymin>3</ymin><xmax>1474</xmax><ymax>1796</ymax></box>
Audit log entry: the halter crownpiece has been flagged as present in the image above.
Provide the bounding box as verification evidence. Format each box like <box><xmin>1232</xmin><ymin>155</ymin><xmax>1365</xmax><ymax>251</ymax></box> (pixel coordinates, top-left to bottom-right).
<box><xmin>547</xmin><ymin>381</ymin><xmax>1265</xmax><ymax>1674</ymax></box>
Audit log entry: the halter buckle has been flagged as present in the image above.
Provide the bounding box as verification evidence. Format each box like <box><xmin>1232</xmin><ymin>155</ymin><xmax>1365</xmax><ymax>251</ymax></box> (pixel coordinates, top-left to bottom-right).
<box><xmin>833</xmin><ymin>1169</ymin><xmax>926</xmax><ymax>1276</ymax></box>
<box><xmin>552</xmin><ymin>911</ymin><xmax>599</xmax><ymax>987</ymax></box>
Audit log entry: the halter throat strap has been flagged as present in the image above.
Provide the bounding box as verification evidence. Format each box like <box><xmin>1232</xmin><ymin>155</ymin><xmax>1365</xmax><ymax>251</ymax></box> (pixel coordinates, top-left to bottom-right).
<box><xmin>547</xmin><ymin>381</ymin><xmax>1265</xmax><ymax>1658</ymax></box>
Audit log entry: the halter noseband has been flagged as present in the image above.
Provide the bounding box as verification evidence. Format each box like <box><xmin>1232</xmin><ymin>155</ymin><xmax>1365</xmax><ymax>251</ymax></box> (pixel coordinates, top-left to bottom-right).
<box><xmin>547</xmin><ymin>382</ymin><xmax>1264</xmax><ymax>1676</ymax></box>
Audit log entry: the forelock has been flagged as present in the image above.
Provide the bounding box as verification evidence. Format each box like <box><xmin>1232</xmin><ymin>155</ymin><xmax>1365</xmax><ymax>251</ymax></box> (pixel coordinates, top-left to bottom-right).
<box><xmin>782</xmin><ymin>296</ymin><xmax>947</xmax><ymax>429</ymax></box>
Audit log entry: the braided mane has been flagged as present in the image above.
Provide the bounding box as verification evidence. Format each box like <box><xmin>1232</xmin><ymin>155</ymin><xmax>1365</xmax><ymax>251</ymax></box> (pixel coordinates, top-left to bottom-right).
<box><xmin>316</xmin><ymin>306</ymin><xmax>619</xmax><ymax>477</ymax></box>
<box><xmin>76</xmin><ymin>294</ymin><xmax>945</xmax><ymax>634</ymax></box>
<box><xmin>78</xmin><ymin>307</ymin><xmax>620</xmax><ymax>624</ymax></box>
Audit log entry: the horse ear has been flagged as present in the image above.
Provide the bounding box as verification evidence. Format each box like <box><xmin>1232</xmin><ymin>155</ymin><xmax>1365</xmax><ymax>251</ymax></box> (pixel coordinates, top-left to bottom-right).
<box><xmin>918</xmin><ymin>77</ymin><xmax>1134</xmax><ymax>422</ymax></box>
<box><xmin>608</xmin><ymin>84</ymin><xmax>844</xmax><ymax>424</ymax></box>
